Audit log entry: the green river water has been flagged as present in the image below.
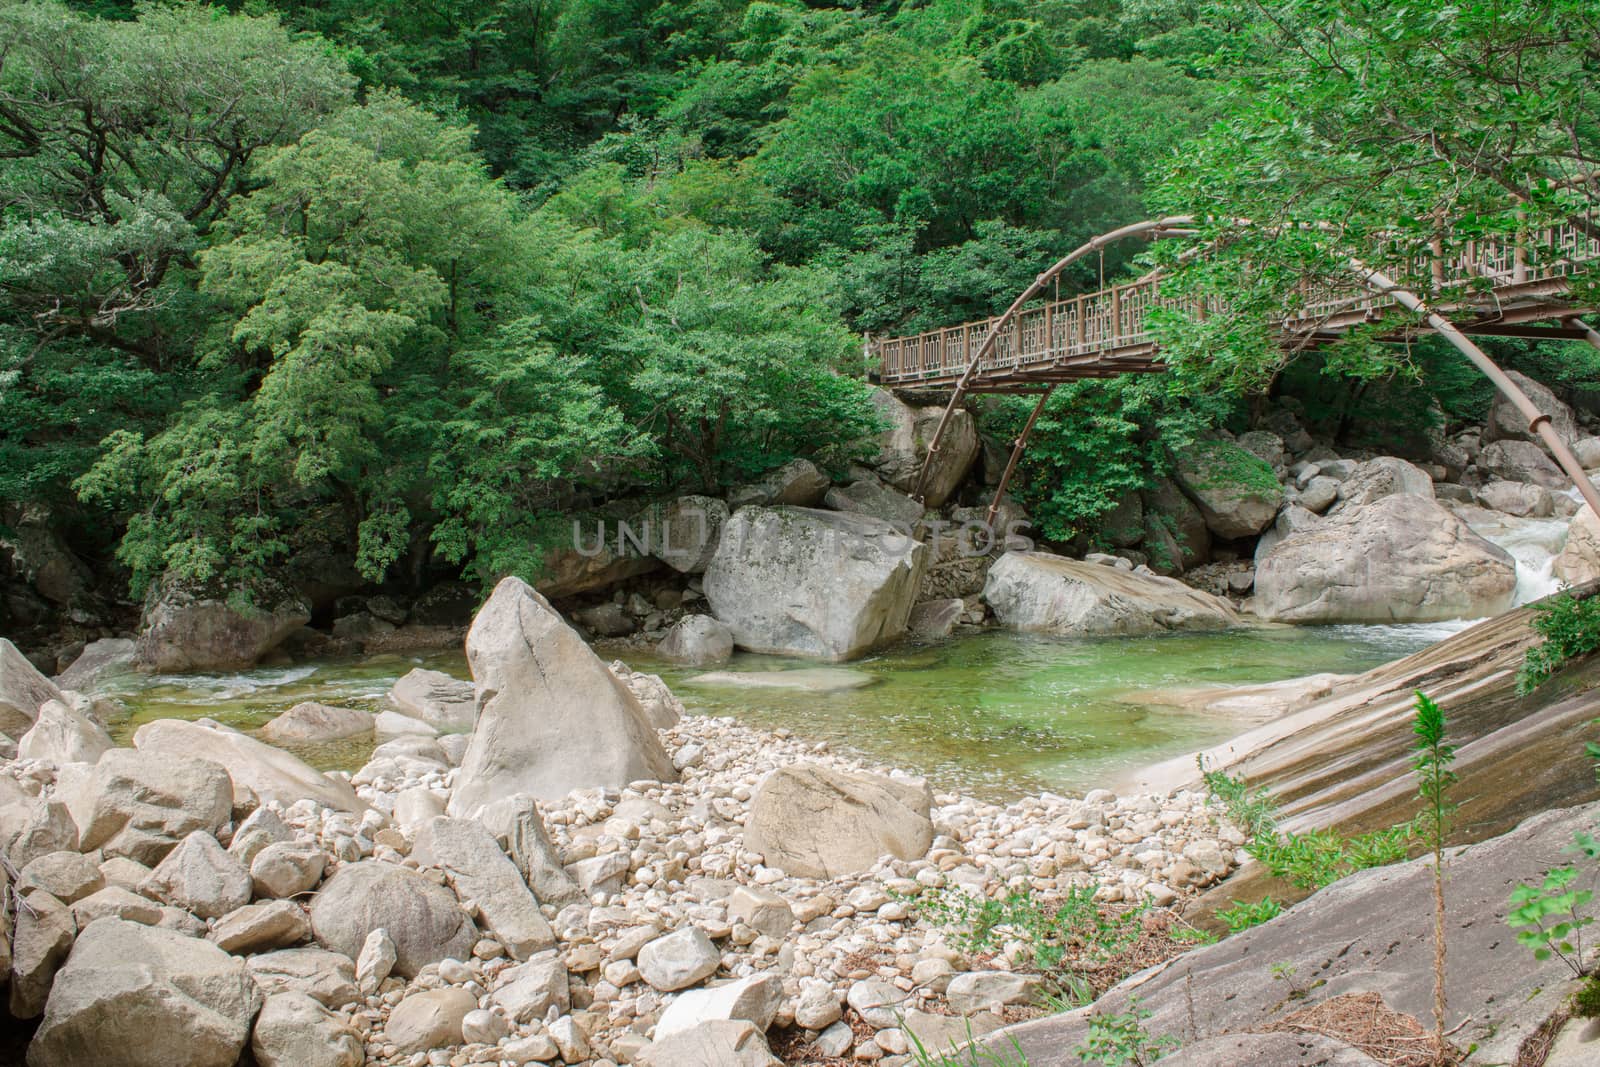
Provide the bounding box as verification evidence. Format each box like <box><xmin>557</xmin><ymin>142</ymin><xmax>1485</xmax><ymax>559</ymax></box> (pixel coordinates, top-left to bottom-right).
<box><xmin>101</xmin><ymin>622</ymin><xmax>1460</xmax><ymax>801</ymax></box>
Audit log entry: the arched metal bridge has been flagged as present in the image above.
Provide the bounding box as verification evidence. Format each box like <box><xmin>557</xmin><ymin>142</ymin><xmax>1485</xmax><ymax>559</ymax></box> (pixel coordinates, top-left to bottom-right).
<box><xmin>869</xmin><ymin>215</ymin><xmax>1600</xmax><ymax>522</ymax></box>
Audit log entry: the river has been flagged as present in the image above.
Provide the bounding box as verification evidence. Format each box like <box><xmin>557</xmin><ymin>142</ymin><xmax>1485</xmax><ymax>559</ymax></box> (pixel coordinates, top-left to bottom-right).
<box><xmin>96</xmin><ymin>509</ymin><xmax>1569</xmax><ymax>801</ymax></box>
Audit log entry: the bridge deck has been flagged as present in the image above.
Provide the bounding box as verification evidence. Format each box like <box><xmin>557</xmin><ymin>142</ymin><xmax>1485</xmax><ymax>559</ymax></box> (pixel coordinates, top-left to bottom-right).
<box><xmin>874</xmin><ymin>223</ymin><xmax>1600</xmax><ymax>392</ymax></box>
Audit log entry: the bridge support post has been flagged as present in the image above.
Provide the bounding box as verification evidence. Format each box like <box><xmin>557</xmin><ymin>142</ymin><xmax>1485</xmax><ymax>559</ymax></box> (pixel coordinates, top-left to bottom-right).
<box><xmin>986</xmin><ymin>387</ymin><xmax>1055</xmax><ymax>529</ymax></box>
<box><xmin>1360</xmin><ymin>266</ymin><xmax>1600</xmax><ymax>521</ymax></box>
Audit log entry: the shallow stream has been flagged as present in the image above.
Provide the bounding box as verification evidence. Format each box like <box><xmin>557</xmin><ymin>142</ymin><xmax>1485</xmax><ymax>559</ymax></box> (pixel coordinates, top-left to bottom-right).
<box><xmin>97</xmin><ymin>510</ymin><xmax>1569</xmax><ymax>801</ymax></box>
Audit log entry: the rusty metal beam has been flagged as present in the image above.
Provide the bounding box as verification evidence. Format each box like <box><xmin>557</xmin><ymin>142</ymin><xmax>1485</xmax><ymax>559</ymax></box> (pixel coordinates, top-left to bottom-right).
<box><xmin>986</xmin><ymin>387</ymin><xmax>1055</xmax><ymax>529</ymax></box>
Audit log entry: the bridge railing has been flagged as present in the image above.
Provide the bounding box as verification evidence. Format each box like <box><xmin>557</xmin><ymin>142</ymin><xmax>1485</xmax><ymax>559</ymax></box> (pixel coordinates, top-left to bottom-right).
<box><xmin>876</xmin><ymin>217</ymin><xmax>1600</xmax><ymax>386</ymax></box>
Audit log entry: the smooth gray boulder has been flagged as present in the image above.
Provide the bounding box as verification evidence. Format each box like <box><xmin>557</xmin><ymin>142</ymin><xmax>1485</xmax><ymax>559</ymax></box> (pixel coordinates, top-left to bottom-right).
<box><xmin>728</xmin><ymin>458</ymin><xmax>831</xmax><ymax>509</ymax></box>
<box><xmin>412</xmin><ymin>816</ymin><xmax>555</xmax><ymax>960</ymax></box>
<box><xmin>310</xmin><ymin>861</ymin><xmax>477</xmax><ymax>978</ymax></box>
<box><xmin>1479</xmin><ymin>438</ymin><xmax>1568</xmax><ymax>488</ymax></box>
<box><xmin>250</xmin><ymin>992</ymin><xmax>363</xmax><ymax>1067</ymax></box>
<box><xmin>18</xmin><ymin>698</ymin><xmax>113</xmax><ymax>765</ymax></box>
<box><xmin>385</xmin><ymin>668</ymin><xmax>476</xmax><ymax>732</ymax></box>
<box><xmin>260</xmin><ymin>701</ymin><xmax>372</xmax><ymax>744</ymax></box>
<box><xmin>658</xmin><ymin>614</ymin><xmax>734</xmax><ymax>666</ymax></box>
<box><xmin>29</xmin><ymin>917</ymin><xmax>262</xmax><ymax>1067</ymax></box>
<box><xmin>1255</xmin><ymin>493</ymin><xmax>1517</xmax><ymax>623</ymax></box>
<box><xmin>63</xmin><ymin>749</ymin><xmax>232</xmax><ymax>865</ymax></box>
<box><xmin>638</xmin><ymin>494</ymin><xmax>728</xmax><ymax>573</ymax></box>
<box><xmin>1172</xmin><ymin>439</ymin><xmax>1284</xmax><ymax>538</ymax></box>
<box><xmin>744</xmin><ymin>763</ymin><xmax>933</xmax><ymax>879</ymax></box>
<box><xmin>703</xmin><ymin>506</ymin><xmax>926</xmax><ymax>661</ymax></box>
<box><xmin>0</xmin><ymin>636</ymin><xmax>62</xmax><ymax>737</ymax></box>
<box><xmin>1486</xmin><ymin>368</ymin><xmax>1579</xmax><ymax>450</ymax></box>
<box><xmin>135</xmin><ymin>576</ymin><xmax>309</xmax><ymax>672</ymax></box>
<box><xmin>824</xmin><ymin>479</ymin><xmax>924</xmax><ymax>526</ymax></box>
<box><xmin>133</xmin><ymin>718</ymin><xmax>364</xmax><ymax>813</ymax></box>
<box><xmin>386</xmin><ymin>987</ymin><xmax>476</xmax><ymax>1054</ymax></box>
<box><xmin>1555</xmin><ymin>507</ymin><xmax>1600</xmax><ymax>585</ymax></box>
<box><xmin>983</xmin><ymin>552</ymin><xmax>1241</xmax><ymax>635</ymax></box>
<box><xmin>1330</xmin><ymin>456</ymin><xmax>1435</xmax><ymax>512</ymax></box>
<box><xmin>448</xmin><ymin>577</ymin><xmax>676</xmax><ymax>816</ymax></box>
<box><xmin>868</xmin><ymin>388</ymin><xmax>978</xmax><ymax>508</ymax></box>
<box><xmin>54</xmin><ymin>638</ymin><xmax>137</xmax><ymax>692</ymax></box>
<box><xmin>637</xmin><ymin>926</ymin><xmax>721</xmax><ymax>992</ymax></box>
<box><xmin>250</xmin><ymin>840</ymin><xmax>327</xmax><ymax>900</ymax></box>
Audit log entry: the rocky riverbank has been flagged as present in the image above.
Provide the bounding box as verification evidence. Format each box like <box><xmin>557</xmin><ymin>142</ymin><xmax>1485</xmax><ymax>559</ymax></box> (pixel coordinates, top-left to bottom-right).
<box><xmin>0</xmin><ymin>579</ymin><xmax>1247</xmax><ymax>1067</ymax></box>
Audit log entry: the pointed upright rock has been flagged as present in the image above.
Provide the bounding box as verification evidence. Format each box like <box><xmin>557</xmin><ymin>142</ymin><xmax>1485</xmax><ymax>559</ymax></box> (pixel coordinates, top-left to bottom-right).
<box><xmin>448</xmin><ymin>578</ymin><xmax>676</xmax><ymax>815</ymax></box>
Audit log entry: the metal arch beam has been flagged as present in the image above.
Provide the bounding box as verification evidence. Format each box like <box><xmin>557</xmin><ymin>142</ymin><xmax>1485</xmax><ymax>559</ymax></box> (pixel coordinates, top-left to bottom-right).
<box><xmin>905</xmin><ymin>216</ymin><xmax>1199</xmax><ymax>503</ymax></box>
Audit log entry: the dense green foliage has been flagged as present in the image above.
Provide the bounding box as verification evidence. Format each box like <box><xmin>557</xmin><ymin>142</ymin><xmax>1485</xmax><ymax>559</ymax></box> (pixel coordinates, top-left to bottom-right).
<box><xmin>1518</xmin><ymin>594</ymin><xmax>1600</xmax><ymax>694</ymax></box>
<box><xmin>3</xmin><ymin>0</ymin><xmax>1597</xmax><ymax>599</ymax></box>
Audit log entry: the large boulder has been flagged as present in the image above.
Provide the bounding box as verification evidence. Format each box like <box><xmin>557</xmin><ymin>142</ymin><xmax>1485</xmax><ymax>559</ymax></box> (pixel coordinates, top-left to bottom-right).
<box><xmin>823</xmin><ymin>479</ymin><xmax>924</xmax><ymax>526</ymax></box>
<box><xmin>412</xmin><ymin>817</ymin><xmax>555</xmax><ymax>960</ymax></box>
<box><xmin>658</xmin><ymin>615</ymin><xmax>734</xmax><ymax>666</ymax></box>
<box><xmin>637</xmin><ymin>1020</ymin><xmax>779</xmax><ymax>1067</ymax></box>
<box><xmin>18</xmin><ymin>699</ymin><xmax>113</xmax><ymax>765</ymax></box>
<box><xmin>62</xmin><ymin>749</ymin><xmax>233</xmax><ymax>865</ymax></box>
<box><xmin>637</xmin><ymin>495</ymin><xmax>729</xmax><ymax>574</ymax></box>
<box><xmin>1171</xmin><ymin>440</ymin><xmax>1284</xmax><ymax>539</ymax></box>
<box><xmin>133</xmin><ymin>718</ymin><xmax>364</xmax><ymax>813</ymax></box>
<box><xmin>703</xmin><ymin>507</ymin><xmax>927</xmax><ymax>661</ymax></box>
<box><xmin>140</xmin><ymin>831</ymin><xmax>251</xmax><ymax>920</ymax></box>
<box><xmin>135</xmin><ymin>577</ymin><xmax>310</xmax><ymax>673</ymax></box>
<box><xmin>1485</xmin><ymin>369</ymin><xmax>1580</xmax><ymax>451</ymax></box>
<box><xmin>744</xmin><ymin>763</ymin><xmax>933</xmax><ymax>879</ymax></box>
<box><xmin>1479</xmin><ymin>438</ymin><xmax>1568</xmax><ymax>489</ymax></box>
<box><xmin>728</xmin><ymin>459</ymin><xmax>831</xmax><ymax>510</ymax></box>
<box><xmin>0</xmin><ymin>511</ymin><xmax>93</xmax><ymax>608</ymax></box>
<box><xmin>1255</xmin><ymin>493</ymin><xmax>1517</xmax><ymax>623</ymax></box>
<box><xmin>1554</xmin><ymin>507</ymin><xmax>1600</xmax><ymax>585</ymax></box>
<box><xmin>535</xmin><ymin>541</ymin><xmax>658</xmax><ymax>599</ymax></box>
<box><xmin>0</xmin><ymin>637</ymin><xmax>63</xmax><ymax>737</ymax></box>
<box><xmin>29</xmin><ymin>917</ymin><xmax>262</xmax><ymax>1067</ymax></box>
<box><xmin>385</xmin><ymin>668</ymin><xmax>476</xmax><ymax>732</ymax></box>
<box><xmin>867</xmin><ymin>389</ymin><xmax>978</xmax><ymax>507</ymax></box>
<box><xmin>259</xmin><ymin>701</ymin><xmax>372</xmax><ymax>744</ymax></box>
<box><xmin>1330</xmin><ymin>456</ymin><xmax>1434</xmax><ymax>512</ymax></box>
<box><xmin>447</xmin><ymin>578</ymin><xmax>676</xmax><ymax>815</ymax></box>
<box><xmin>54</xmin><ymin>638</ymin><xmax>137</xmax><ymax>692</ymax></box>
<box><xmin>309</xmin><ymin>861</ymin><xmax>477</xmax><ymax>978</ymax></box>
<box><xmin>983</xmin><ymin>552</ymin><xmax>1241</xmax><ymax>636</ymax></box>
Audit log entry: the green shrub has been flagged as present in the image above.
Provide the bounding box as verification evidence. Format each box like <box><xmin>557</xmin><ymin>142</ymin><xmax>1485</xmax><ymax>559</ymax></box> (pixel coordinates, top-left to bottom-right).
<box><xmin>1075</xmin><ymin>997</ymin><xmax>1177</xmax><ymax>1066</ymax></box>
<box><xmin>1216</xmin><ymin>897</ymin><xmax>1281</xmax><ymax>932</ymax></box>
<box><xmin>1201</xmin><ymin>763</ymin><xmax>1414</xmax><ymax>890</ymax></box>
<box><xmin>1573</xmin><ymin>975</ymin><xmax>1600</xmax><ymax>1018</ymax></box>
<box><xmin>1517</xmin><ymin>593</ymin><xmax>1600</xmax><ymax>694</ymax></box>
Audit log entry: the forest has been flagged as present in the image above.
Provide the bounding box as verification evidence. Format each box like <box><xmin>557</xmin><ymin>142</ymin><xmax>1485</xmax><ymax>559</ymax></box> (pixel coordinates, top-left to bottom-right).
<box><xmin>2</xmin><ymin>0</ymin><xmax>1598</xmax><ymax>605</ymax></box>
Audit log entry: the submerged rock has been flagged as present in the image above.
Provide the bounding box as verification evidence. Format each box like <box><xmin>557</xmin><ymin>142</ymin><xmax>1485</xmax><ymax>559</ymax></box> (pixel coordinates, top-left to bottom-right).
<box><xmin>744</xmin><ymin>763</ymin><xmax>933</xmax><ymax>878</ymax></box>
<box><xmin>259</xmin><ymin>701</ymin><xmax>372</xmax><ymax>744</ymax></box>
<box><xmin>983</xmin><ymin>552</ymin><xmax>1241</xmax><ymax>635</ymax></box>
<box><xmin>704</xmin><ymin>506</ymin><xmax>926</xmax><ymax>661</ymax></box>
<box><xmin>1255</xmin><ymin>493</ymin><xmax>1516</xmax><ymax>623</ymax></box>
<box><xmin>448</xmin><ymin>577</ymin><xmax>676</xmax><ymax>815</ymax></box>
<box><xmin>684</xmin><ymin>668</ymin><xmax>877</xmax><ymax>693</ymax></box>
